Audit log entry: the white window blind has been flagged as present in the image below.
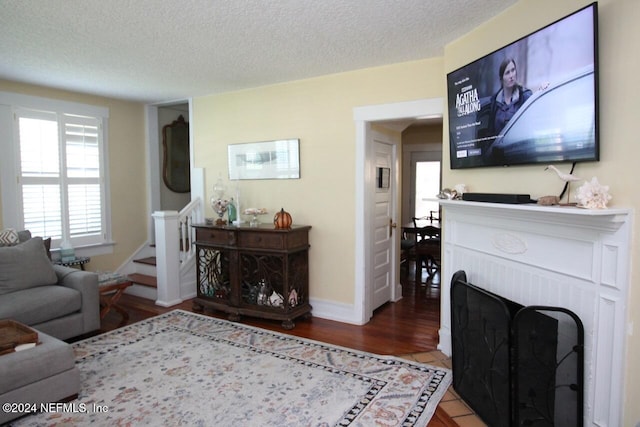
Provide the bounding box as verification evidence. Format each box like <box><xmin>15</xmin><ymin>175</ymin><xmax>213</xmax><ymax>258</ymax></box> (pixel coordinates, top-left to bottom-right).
<box><xmin>15</xmin><ymin>108</ymin><xmax>106</xmax><ymax>247</ymax></box>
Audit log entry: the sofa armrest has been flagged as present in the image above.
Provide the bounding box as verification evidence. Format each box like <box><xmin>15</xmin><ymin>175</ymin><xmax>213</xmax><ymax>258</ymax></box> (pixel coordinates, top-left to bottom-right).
<box><xmin>53</xmin><ymin>265</ymin><xmax>100</xmax><ymax>334</ymax></box>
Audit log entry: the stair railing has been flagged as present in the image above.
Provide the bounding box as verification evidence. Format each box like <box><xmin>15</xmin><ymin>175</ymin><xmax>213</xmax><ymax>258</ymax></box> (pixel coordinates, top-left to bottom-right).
<box><xmin>152</xmin><ymin>197</ymin><xmax>202</xmax><ymax>306</ymax></box>
<box><xmin>178</xmin><ymin>197</ymin><xmax>202</xmax><ymax>262</ymax></box>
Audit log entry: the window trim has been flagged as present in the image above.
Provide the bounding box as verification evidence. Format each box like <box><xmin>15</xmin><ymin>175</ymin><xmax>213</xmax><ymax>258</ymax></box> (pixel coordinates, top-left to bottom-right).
<box><xmin>0</xmin><ymin>91</ymin><xmax>114</xmax><ymax>257</ymax></box>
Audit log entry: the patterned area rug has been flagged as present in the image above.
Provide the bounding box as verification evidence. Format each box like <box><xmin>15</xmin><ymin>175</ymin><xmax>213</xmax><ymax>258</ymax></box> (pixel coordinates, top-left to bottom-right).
<box><xmin>13</xmin><ymin>310</ymin><xmax>451</xmax><ymax>426</ymax></box>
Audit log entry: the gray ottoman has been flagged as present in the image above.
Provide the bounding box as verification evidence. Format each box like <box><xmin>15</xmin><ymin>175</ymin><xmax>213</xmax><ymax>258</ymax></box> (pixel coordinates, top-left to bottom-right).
<box><xmin>0</xmin><ymin>331</ymin><xmax>80</xmax><ymax>424</ymax></box>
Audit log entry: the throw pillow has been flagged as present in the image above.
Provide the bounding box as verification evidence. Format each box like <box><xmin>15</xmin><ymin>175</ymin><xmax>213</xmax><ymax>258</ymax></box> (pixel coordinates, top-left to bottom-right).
<box><xmin>43</xmin><ymin>237</ymin><xmax>52</xmax><ymax>260</ymax></box>
<box><xmin>17</xmin><ymin>230</ymin><xmax>32</xmax><ymax>243</ymax></box>
<box><xmin>0</xmin><ymin>237</ymin><xmax>58</xmax><ymax>295</ymax></box>
<box><xmin>0</xmin><ymin>229</ymin><xmax>19</xmax><ymax>246</ymax></box>
<box><xmin>17</xmin><ymin>230</ymin><xmax>51</xmax><ymax>259</ymax></box>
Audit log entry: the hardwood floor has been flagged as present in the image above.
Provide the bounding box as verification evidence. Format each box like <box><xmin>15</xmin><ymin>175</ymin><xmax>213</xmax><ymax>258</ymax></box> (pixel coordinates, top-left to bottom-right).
<box><xmin>101</xmin><ymin>272</ymin><xmax>442</xmax><ymax>355</ymax></box>
<box><xmin>99</xmin><ymin>265</ymin><xmax>457</xmax><ymax>426</ymax></box>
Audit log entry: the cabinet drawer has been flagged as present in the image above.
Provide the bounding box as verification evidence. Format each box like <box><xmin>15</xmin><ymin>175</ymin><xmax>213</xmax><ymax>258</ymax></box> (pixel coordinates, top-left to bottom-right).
<box><xmin>196</xmin><ymin>229</ymin><xmax>235</xmax><ymax>246</ymax></box>
<box><xmin>237</xmin><ymin>232</ymin><xmax>284</xmax><ymax>249</ymax></box>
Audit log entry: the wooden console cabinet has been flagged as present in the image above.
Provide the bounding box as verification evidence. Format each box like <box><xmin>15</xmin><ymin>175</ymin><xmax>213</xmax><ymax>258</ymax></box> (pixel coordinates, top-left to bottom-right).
<box><xmin>192</xmin><ymin>224</ymin><xmax>311</xmax><ymax>329</ymax></box>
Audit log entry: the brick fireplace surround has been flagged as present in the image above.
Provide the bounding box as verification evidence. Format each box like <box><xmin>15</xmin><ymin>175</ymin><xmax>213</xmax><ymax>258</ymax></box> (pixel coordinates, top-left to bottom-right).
<box><xmin>439</xmin><ymin>200</ymin><xmax>632</xmax><ymax>427</ymax></box>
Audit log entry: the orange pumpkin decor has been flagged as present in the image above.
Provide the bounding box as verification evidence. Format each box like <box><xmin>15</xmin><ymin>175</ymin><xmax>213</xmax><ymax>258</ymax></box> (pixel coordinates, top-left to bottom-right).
<box><xmin>274</xmin><ymin>208</ymin><xmax>293</xmax><ymax>229</ymax></box>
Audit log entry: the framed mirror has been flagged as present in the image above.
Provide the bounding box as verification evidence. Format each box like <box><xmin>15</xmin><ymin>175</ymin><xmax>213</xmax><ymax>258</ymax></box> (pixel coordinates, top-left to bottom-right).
<box><xmin>162</xmin><ymin>115</ymin><xmax>190</xmax><ymax>193</ymax></box>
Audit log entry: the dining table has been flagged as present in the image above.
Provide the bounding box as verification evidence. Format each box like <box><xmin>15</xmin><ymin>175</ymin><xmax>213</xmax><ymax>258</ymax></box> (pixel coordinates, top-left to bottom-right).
<box><xmin>402</xmin><ymin>219</ymin><xmax>441</xmax><ymax>240</ymax></box>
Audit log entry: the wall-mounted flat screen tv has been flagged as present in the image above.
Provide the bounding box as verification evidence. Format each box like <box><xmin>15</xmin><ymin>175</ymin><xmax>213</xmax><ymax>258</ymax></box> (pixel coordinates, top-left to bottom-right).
<box><xmin>447</xmin><ymin>3</ymin><xmax>599</xmax><ymax>169</ymax></box>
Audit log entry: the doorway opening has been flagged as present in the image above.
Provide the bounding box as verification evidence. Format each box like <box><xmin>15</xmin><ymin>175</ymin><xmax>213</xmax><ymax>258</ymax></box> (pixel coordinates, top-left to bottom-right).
<box><xmin>353</xmin><ymin>98</ymin><xmax>444</xmax><ymax>325</ymax></box>
<box><xmin>400</xmin><ymin>126</ymin><xmax>443</xmax><ymax>289</ymax></box>
<box><xmin>145</xmin><ymin>100</ymin><xmax>195</xmax><ymax>243</ymax></box>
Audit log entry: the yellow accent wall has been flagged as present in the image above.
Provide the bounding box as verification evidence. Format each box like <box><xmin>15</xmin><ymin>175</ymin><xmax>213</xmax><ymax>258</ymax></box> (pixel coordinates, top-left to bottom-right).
<box><xmin>0</xmin><ymin>79</ymin><xmax>148</xmax><ymax>273</ymax></box>
<box><xmin>443</xmin><ymin>0</ymin><xmax>640</xmax><ymax>424</ymax></box>
<box><xmin>192</xmin><ymin>58</ymin><xmax>444</xmax><ymax>304</ymax></box>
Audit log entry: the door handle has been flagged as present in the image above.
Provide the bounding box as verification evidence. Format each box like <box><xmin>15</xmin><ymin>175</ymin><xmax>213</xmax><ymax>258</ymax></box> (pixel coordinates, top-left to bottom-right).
<box><xmin>389</xmin><ymin>219</ymin><xmax>397</xmax><ymax>237</ymax></box>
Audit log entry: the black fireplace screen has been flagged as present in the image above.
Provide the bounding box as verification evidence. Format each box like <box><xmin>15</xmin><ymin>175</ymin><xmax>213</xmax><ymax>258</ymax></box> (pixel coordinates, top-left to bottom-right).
<box><xmin>450</xmin><ymin>270</ymin><xmax>584</xmax><ymax>427</ymax></box>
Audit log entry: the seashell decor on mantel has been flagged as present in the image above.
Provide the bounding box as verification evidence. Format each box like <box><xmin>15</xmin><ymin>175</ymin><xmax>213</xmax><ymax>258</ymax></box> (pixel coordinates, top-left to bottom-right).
<box><xmin>437</xmin><ymin>184</ymin><xmax>467</xmax><ymax>200</ymax></box>
<box><xmin>575</xmin><ymin>177</ymin><xmax>612</xmax><ymax>209</ymax></box>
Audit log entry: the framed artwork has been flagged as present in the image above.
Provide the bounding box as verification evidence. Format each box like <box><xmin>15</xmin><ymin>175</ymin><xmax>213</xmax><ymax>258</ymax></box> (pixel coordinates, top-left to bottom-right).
<box><xmin>228</xmin><ymin>139</ymin><xmax>300</xmax><ymax>180</ymax></box>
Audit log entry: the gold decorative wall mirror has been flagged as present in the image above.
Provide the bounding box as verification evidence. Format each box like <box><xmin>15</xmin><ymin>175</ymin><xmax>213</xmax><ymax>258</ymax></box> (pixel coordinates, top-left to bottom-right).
<box><xmin>162</xmin><ymin>115</ymin><xmax>190</xmax><ymax>193</ymax></box>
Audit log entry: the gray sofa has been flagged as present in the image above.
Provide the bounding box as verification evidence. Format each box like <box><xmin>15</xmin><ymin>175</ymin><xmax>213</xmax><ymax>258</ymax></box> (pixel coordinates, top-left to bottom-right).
<box><xmin>0</xmin><ymin>231</ymin><xmax>100</xmax><ymax>341</ymax></box>
<box><xmin>0</xmin><ymin>230</ymin><xmax>98</xmax><ymax>423</ymax></box>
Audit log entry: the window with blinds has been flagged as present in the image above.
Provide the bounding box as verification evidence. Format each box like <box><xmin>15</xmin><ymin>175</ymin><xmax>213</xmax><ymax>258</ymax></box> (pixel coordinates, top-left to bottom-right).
<box><xmin>16</xmin><ymin>108</ymin><xmax>106</xmax><ymax>248</ymax></box>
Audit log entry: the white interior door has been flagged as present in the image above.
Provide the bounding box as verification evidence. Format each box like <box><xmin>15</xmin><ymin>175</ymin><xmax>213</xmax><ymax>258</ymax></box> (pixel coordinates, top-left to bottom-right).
<box><xmin>371</xmin><ymin>134</ymin><xmax>396</xmax><ymax>310</ymax></box>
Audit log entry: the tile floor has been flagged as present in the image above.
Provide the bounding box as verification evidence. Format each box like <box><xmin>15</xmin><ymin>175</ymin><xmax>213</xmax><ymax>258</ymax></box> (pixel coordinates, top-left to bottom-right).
<box><xmin>400</xmin><ymin>351</ymin><xmax>488</xmax><ymax>427</ymax></box>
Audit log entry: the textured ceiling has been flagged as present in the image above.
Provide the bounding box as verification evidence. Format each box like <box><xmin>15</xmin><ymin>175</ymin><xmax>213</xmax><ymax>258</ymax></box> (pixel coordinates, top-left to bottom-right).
<box><xmin>0</xmin><ymin>0</ymin><xmax>517</xmax><ymax>103</ymax></box>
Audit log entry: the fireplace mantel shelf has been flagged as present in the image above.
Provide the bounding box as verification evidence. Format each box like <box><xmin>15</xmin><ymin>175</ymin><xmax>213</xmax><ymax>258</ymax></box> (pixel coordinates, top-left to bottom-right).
<box><xmin>439</xmin><ymin>199</ymin><xmax>631</xmax><ymax>232</ymax></box>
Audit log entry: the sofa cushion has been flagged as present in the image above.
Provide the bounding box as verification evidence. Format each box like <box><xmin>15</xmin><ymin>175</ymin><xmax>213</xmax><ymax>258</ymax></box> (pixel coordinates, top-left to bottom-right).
<box><xmin>0</xmin><ymin>285</ymin><xmax>82</xmax><ymax>326</ymax></box>
<box><xmin>0</xmin><ymin>237</ymin><xmax>58</xmax><ymax>295</ymax></box>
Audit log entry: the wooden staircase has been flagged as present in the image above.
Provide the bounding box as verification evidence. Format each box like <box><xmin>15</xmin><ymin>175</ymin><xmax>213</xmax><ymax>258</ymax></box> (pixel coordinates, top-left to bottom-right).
<box><xmin>129</xmin><ymin>257</ymin><xmax>158</xmax><ymax>290</ymax></box>
<box><xmin>126</xmin><ymin>199</ymin><xmax>202</xmax><ymax>304</ymax></box>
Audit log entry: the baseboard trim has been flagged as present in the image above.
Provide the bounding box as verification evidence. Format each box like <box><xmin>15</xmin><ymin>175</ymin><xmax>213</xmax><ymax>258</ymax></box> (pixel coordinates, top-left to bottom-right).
<box><xmin>155</xmin><ymin>298</ymin><xmax>183</xmax><ymax>307</ymax></box>
<box><xmin>308</xmin><ymin>298</ymin><xmax>364</xmax><ymax>325</ymax></box>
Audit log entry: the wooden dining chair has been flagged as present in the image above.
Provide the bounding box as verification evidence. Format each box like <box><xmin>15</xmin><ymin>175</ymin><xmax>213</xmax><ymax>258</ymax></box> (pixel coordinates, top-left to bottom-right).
<box><xmin>413</xmin><ymin>225</ymin><xmax>441</xmax><ymax>285</ymax></box>
<box><xmin>402</xmin><ymin>217</ymin><xmax>430</xmax><ymax>267</ymax></box>
<box><xmin>411</xmin><ymin>216</ymin><xmax>431</xmax><ymax>242</ymax></box>
<box><xmin>400</xmin><ymin>233</ymin><xmax>416</xmax><ymax>261</ymax></box>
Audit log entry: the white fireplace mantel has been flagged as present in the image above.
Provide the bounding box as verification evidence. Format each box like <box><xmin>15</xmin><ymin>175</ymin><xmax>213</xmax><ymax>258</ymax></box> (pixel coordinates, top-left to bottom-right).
<box><xmin>439</xmin><ymin>199</ymin><xmax>632</xmax><ymax>427</ymax></box>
